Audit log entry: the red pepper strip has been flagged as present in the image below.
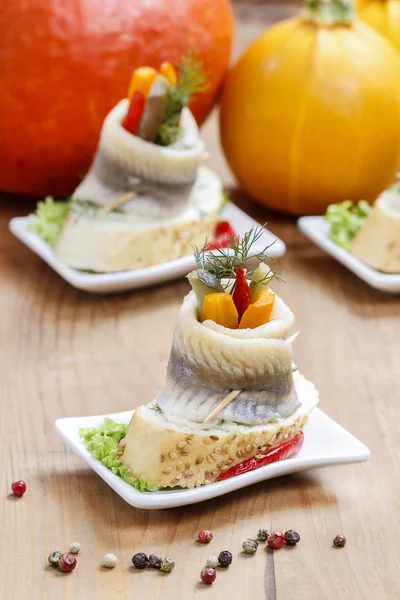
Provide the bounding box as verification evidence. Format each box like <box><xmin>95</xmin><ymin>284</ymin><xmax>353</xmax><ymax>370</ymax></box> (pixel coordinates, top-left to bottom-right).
<box><xmin>215</xmin><ymin>221</ymin><xmax>236</xmax><ymax>238</ymax></box>
<box><xmin>122</xmin><ymin>90</ymin><xmax>145</xmax><ymax>135</ymax></box>
<box><xmin>216</xmin><ymin>431</ymin><xmax>304</xmax><ymax>481</ymax></box>
<box><xmin>205</xmin><ymin>221</ymin><xmax>237</xmax><ymax>251</ymax></box>
<box><xmin>232</xmin><ymin>267</ymin><xmax>251</xmax><ymax>320</ymax></box>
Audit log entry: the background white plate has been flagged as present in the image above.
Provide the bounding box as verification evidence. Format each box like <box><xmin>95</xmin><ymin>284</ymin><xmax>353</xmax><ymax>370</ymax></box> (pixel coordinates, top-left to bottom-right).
<box><xmin>55</xmin><ymin>408</ymin><xmax>370</xmax><ymax>510</ymax></box>
<box><xmin>298</xmin><ymin>216</ymin><xmax>400</xmax><ymax>293</ymax></box>
<box><xmin>9</xmin><ymin>204</ymin><xmax>286</xmax><ymax>294</ymax></box>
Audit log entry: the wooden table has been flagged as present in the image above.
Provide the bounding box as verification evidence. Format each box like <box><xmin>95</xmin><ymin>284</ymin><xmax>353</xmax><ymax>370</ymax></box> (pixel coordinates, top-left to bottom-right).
<box><xmin>1</xmin><ymin>4</ymin><xmax>399</xmax><ymax>599</ymax></box>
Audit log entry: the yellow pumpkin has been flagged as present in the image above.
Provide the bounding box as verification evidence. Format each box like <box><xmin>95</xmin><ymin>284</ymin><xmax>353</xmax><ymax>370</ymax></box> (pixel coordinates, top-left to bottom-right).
<box><xmin>220</xmin><ymin>0</ymin><xmax>400</xmax><ymax>215</ymax></box>
<box><xmin>358</xmin><ymin>0</ymin><xmax>400</xmax><ymax>50</ymax></box>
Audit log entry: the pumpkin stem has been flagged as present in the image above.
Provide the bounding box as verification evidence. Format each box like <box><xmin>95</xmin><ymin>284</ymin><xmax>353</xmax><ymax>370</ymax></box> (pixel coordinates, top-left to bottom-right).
<box><xmin>303</xmin><ymin>0</ymin><xmax>355</xmax><ymax>26</ymax></box>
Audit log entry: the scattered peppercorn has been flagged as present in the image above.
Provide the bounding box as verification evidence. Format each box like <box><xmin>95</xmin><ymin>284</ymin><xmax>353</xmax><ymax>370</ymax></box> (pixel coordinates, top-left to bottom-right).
<box><xmin>257</xmin><ymin>529</ymin><xmax>269</xmax><ymax>542</ymax></box>
<box><xmin>206</xmin><ymin>556</ymin><xmax>219</xmax><ymax>569</ymax></box>
<box><xmin>160</xmin><ymin>557</ymin><xmax>175</xmax><ymax>573</ymax></box>
<box><xmin>103</xmin><ymin>554</ymin><xmax>117</xmax><ymax>569</ymax></box>
<box><xmin>218</xmin><ymin>551</ymin><xmax>233</xmax><ymax>568</ymax></box>
<box><xmin>201</xmin><ymin>567</ymin><xmax>216</xmax><ymax>585</ymax></box>
<box><xmin>149</xmin><ymin>554</ymin><xmax>163</xmax><ymax>569</ymax></box>
<box><xmin>132</xmin><ymin>553</ymin><xmax>150</xmax><ymax>569</ymax></box>
<box><xmin>48</xmin><ymin>551</ymin><xmax>63</xmax><ymax>568</ymax></box>
<box><xmin>284</xmin><ymin>530</ymin><xmax>300</xmax><ymax>546</ymax></box>
<box><xmin>69</xmin><ymin>542</ymin><xmax>81</xmax><ymax>554</ymax></box>
<box><xmin>198</xmin><ymin>530</ymin><xmax>213</xmax><ymax>544</ymax></box>
<box><xmin>267</xmin><ymin>531</ymin><xmax>285</xmax><ymax>550</ymax></box>
<box><xmin>59</xmin><ymin>554</ymin><xmax>77</xmax><ymax>573</ymax></box>
<box><xmin>242</xmin><ymin>539</ymin><xmax>258</xmax><ymax>555</ymax></box>
<box><xmin>11</xmin><ymin>480</ymin><xmax>26</xmax><ymax>497</ymax></box>
<box><xmin>333</xmin><ymin>534</ymin><xmax>346</xmax><ymax>548</ymax></box>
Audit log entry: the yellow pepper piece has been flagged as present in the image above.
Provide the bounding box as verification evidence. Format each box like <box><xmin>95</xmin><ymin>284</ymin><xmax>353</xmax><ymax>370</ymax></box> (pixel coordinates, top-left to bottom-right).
<box><xmin>159</xmin><ymin>61</ymin><xmax>177</xmax><ymax>85</ymax></box>
<box><xmin>128</xmin><ymin>67</ymin><xmax>157</xmax><ymax>101</ymax></box>
<box><xmin>238</xmin><ymin>291</ymin><xmax>275</xmax><ymax>329</ymax></box>
<box><xmin>201</xmin><ymin>293</ymin><xmax>239</xmax><ymax>329</ymax></box>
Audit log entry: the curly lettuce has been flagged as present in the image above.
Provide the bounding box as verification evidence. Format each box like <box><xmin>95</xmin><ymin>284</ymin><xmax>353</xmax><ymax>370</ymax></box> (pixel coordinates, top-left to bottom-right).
<box><xmin>28</xmin><ymin>196</ymin><xmax>71</xmax><ymax>246</ymax></box>
<box><xmin>324</xmin><ymin>200</ymin><xmax>370</xmax><ymax>250</ymax></box>
<box><xmin>79</xmin><ymin>418</ymin><xmax>159</xmax><ymax>493</ymax></box>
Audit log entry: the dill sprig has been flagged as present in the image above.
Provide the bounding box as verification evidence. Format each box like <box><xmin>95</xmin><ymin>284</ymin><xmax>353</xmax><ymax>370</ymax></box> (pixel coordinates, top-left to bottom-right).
<box><xmin>149</xmin><ymin>403</ymin><xmax>163</xmax><ymax>415</ymax></box>
<box><xmin>194</xmin><ymin>225</ymin><xmax>280</xmax><ymax>288</ymax></box>
<box><xmin>156</xmin><ymin>51</ymin><xmax>209</xmax><ymax>146</ymax></box>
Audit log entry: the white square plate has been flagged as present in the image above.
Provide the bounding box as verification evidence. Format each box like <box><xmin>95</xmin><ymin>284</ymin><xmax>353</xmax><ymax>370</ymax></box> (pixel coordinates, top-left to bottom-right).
<box><xmin>298</xmin><ymin>216</ymin><xmax>400</xmax><ymax>293</ymax></box>
<box><xmin>55</xmin><ymin>408</ymin><xmax>370</xmax><ymax>510</ymax></box>
<box><xmin>9</xmin><ymin>204</ymin><xmax>285</xmax><ymax>294</ymax></box>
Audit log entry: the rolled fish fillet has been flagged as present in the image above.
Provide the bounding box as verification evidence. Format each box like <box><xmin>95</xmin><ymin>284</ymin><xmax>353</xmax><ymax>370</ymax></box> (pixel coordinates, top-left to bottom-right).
<box><xmin>73</xmin><ymin>101</ymin><xmax>206</xmax><ymax>219</ymax></box>
<box><xmin>157</xmin><ymin>290</ymin><xmax>299</xmax><ymax>426</ymax></box>
<box><xmin>119</xmin><ymin>290</ymin><xmax>319</xmax><ymax>488</ymax></box>
<box><xmin>54</xmin><ymin>167</ymin><xmax>222</xmax><ymax>273</ymax></box>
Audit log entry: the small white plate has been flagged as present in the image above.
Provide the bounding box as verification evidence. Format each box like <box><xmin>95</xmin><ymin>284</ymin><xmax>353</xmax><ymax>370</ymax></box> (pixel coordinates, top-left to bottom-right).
<box><xmin>298</xmin><ymin>216</ymin><xmax>400</xmax><ymax>293</ymax></box>
<box><xmin>55</xmin><ymin>408</ymin><xmax>370</xmax><ymax>510</ymax></box>
<box><xmin>9</xmin><ymin>204</ymin><xmax>286</xmax><ymax>294</ymax></box>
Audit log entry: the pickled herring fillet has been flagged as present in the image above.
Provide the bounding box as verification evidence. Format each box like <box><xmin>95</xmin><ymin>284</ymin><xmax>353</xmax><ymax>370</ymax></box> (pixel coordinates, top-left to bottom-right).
<box><xmin>157</xmin><ymin>291</ymin><xmax>300</xmax><ymax>426</ymax></box>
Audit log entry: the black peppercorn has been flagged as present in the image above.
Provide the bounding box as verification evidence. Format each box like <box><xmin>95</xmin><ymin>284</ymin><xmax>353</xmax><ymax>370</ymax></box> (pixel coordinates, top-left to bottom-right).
<box><xmin>149</xmin><ymin>553</ymin><xmax>163</xmax><ymax>569</ymax></box>
<box><xmin>132</xmin><ymin>552</ymin><xmax>150</xmax><ymax>569</ymax></box>
<box><xmin>333</xmin><ymin>534</ymin><xmax>346</xmax><ymax>548</ymax></box>
<box><xmin>218</xmin><ymin>550</ymin><xmax>233</xmax><ymax>568</ymax></box>
<box><xmin>284</xmin><ymin>530</ymin><xmax>300</xmax><ymax>546</ymax></box>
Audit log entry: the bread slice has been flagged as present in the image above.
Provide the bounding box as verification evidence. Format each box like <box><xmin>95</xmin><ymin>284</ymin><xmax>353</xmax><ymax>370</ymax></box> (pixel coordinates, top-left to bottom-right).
<box><xmin>350</xmin><ymin>190</ymin><xmax>400</xmax><ymax>274</ymax></box>
<box><xmin>119</xmin><ymin>373</ymin><xmax>318</xmax><ymax>489</ymax></box>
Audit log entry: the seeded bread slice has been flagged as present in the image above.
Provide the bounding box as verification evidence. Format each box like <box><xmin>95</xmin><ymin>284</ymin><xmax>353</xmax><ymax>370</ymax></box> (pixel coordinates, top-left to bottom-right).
<box><xmin>119</xmin><ymin>373</ymin><xmax>318</xmax><ymax>489</ymax></box>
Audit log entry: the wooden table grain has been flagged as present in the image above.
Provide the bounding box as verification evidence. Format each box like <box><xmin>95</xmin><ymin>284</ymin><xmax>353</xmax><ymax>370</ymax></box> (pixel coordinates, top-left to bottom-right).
<box><xmin>1</xmin><ymin>4</ymin><xmax>399</xmax><ymax>599</ymax></box>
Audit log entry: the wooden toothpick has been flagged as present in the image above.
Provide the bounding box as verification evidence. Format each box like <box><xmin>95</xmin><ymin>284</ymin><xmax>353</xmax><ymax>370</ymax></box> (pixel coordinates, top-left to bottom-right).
<box><xmin>98</xmin><ymin>191</ymin><xmax>137</xmax><ymax>215</ymax></box>
<box><xmin>286</xmin><ymin>331</ymin><xmax>300</xmax><ymax>344</ymax></box>
<box><xmin>203</xmin><ymin>389</ymin><xmax>241</xmax><ymax>423</ymax></box>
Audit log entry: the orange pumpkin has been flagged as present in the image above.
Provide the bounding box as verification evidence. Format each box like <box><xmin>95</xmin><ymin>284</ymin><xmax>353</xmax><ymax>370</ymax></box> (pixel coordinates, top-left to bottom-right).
<box><xmin>0</xmin><ymin>0</ymin><xmax>233</xmax><ymax>197</ymax></box>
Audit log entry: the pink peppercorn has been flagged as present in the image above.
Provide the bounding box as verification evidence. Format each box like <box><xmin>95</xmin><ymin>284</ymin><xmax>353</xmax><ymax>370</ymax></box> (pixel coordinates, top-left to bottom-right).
<box><xmin>11</xmin><ymin>481</ymin><xmax>26</xmax><ymax>497</ymax></box>
<box><xmin>59</xmin><ymin>555</ymin><xmax>77</xmax><ymax>572</ymax></box>
<box><xmin>198</xmin><ymin>530</ymin><xmax>213</xmax><ymax>544</ymax></box>
<box><xmin>201</xmin><ymin>567</ymin><xmax>216</xmax><ymax>585</ymax></box>
<box><xmin>267</xmin><ymin>531</ymin><xmax>285</xmax><ymax>550</ymax></box>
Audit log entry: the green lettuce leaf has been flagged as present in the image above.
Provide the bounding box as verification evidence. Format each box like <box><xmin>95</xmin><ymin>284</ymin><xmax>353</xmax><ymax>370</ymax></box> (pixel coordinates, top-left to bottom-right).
<box><xmin>79</xmin><ymin>417</ymin><xmax>159</xmax><ymax>493</ymax></box>
<box><xmin>28</xmin><ymin>196</ymin><xmax>71</xmax><ymax>246</ymax></box>
<box><xmin>324</xmin><ymin>200</ymin><xmax>370</xmax><ymax>250</ymax></box>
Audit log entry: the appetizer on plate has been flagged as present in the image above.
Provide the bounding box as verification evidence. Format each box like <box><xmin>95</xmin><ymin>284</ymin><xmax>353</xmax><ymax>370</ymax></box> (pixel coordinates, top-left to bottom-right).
<box><xmin>325</xmin><ymin>184</ymin><xmax>400</xmax><ymax>274</ymax></box>
<box><xmin>80</xmin><ymin>227</ymin><xmax>319</xmax><ymax>491</ymax></box>
<box><xmin>28</xmin><ymin>54</ymin><xmax>227</xmax><ymax>273</ymax></box>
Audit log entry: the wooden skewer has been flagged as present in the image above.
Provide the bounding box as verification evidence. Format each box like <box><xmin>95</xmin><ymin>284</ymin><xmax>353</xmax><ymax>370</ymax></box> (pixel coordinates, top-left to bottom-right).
<box><xmin>203</xmin><ymin>332</ymin><xmax>300</xmax><ymax>423</ymax></box>
<box><xmin>203</xmin><ymin>389</ymin><xmax>241</xmax><ymax>424</ymax></box>
<box><xmin>98</xmin><ymin>191</ymin><xmax>137</xmax><ymax>215</ymax></box>
<box><xmin>286</xmin><ymin>331</ymin><xmax>300</xmax><ymax>344</ymax></box>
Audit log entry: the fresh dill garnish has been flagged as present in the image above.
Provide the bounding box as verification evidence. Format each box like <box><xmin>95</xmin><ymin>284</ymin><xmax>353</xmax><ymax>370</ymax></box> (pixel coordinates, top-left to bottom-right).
<box><xmin>156</xmin><ymin>51</ymin><xmax>209</xmax><ymax>146</ymax></box>
<box><xmin>149</xmin><ymin>403</ymin><xmax>163</xmax><ymax>415</ymax></box>
<box><xmin>193</xmin><ymin>225</ymin><xmax>280</xmax><ymax>288</ymax></box>
<box><xmin>292</xmin><ymin>364</ymin><xmax>299</xmax><ymax>373</ymax></box>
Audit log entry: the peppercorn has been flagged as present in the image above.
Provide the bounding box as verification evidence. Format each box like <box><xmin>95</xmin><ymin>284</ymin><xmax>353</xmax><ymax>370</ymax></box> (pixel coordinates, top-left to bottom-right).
<box><xmin>206</xmin><ymin>556</ymin><xmax>219</xmax><ymax>569</ymax></box>
<box><xmin>103</xmin><ymin>554</ymin><xmax>117</xmax><ymax>569</ymax></box>
<box><xmin>69</xmin><ymin>542</ymin><xmax>81</xmax><ymax>554</ymax></box>
<box><xmin>198</xmin><ymin>530</ymin><xmax>213</xmax><ymax>544</ymax></box>
<box><xmin>59</xmin><ymin>554</ymin><xmax>77</xmax><ymax>573</ymax></box>
<box><xmin>257</xmin><ymin>529</ymin><xmax>268</xmax><ymax>542</ymax></box>
<box><xmin>201</xmin><ymin>567</ymin><xmax>216</xmax><ymax>585</ymax></box>
<box><xmin>48</xmin><ymin>551</ymin><xmax>63</xmax><ymax>568</ymax></box>
<box><xmin>160</xmin><ymin>557</ymin><xmax>175</xmax><ymax>573</ymax></box>
<box><xmin>218</xmin><ymin>550</ymin><xmax>233</xmax><ymax>568</ymax></box>
<box><xmin>132</xmin><ymin>553</ymin><xmax>150</xmax><ymax>569</ymax></box>
<box><xmin>149</xmin><ymin>554</ymin><xmax>163</xmax><ymax>569</ymax></box>
<box><xmin>333</xmin><ymin>534</ymin><xmax>346</xmax><ymax>548</ymax></box>
<box><xmin>242</xmin><ymin>539</ymin><xmax>258</xmax><ymax>555</ymax></box>
<box><xmin>267</xmin><ymin>531</ymin><xmax>285</xmax><ymax>550</ymax></box>
<box><xmin>284</xmin><ymin>530</ymin><xmax>300</xmax><ymax>546</ymax></box>
<box><xmin>11</xmin><ymin>480</ymin><xmax>26</xmax><ymax>497</ymax></box>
